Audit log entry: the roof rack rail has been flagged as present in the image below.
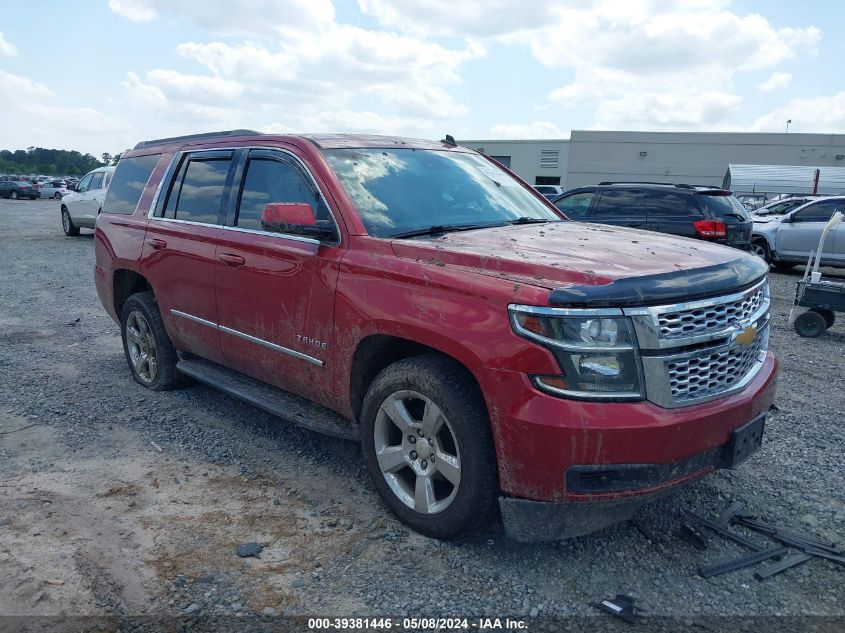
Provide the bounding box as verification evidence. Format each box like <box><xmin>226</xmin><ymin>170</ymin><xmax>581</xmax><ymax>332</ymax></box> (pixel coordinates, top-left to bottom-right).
<box><xmin>597</xmin><ymin>181</ymin><xmax>704</xmax><ymax>188</ymax></box>
<box><xmin>133</xmin><ymin>129</ymin><xmax>262</xmax><ymax>150</ymax></box>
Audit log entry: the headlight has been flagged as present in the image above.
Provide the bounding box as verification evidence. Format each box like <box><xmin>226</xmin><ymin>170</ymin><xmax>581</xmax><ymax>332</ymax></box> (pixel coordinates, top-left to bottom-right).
<box><xmin>509</xmin><ymin>306</ymin><xmax>644</xmax><ymax>400</ymax></box>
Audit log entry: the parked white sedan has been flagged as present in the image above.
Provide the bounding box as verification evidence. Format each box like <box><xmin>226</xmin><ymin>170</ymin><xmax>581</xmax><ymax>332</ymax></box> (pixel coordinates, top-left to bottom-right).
<box><xmin>39</xmin><ymin>180</ymin><xmax>70</xmax><ymax>199</ymax></box>
<box><xmin>60</xmin><ymin>166</ymin><xmax>114</xmax><ymax>236</ymax></box>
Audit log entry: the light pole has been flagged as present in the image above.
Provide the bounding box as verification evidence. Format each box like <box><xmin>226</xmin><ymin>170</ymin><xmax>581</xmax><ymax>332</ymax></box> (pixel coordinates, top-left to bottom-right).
<box><xmin>785</xmin><ymin>119</ymin><xmax>792</xmax><ymax>133</ymax></box>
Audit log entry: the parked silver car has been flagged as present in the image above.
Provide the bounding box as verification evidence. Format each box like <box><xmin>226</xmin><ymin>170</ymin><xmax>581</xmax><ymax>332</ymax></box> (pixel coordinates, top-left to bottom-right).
<box><xmin>751</xmin><ymin>196</ymin><xmax>845</xmax><ymax>269</ymax></box>
<box><xmin>60</xmin><ymin>166</ymin><xmax>114</xmax><ymax>236</ymax></box>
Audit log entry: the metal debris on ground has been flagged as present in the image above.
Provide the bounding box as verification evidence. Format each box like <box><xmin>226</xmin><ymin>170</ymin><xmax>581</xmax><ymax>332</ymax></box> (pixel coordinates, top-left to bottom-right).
<box><xmin>236</xmin><ymin>542</ymin><xmax>264</xmax><ymax>558</ymax></box>
<box><xmin>687</xmin><ymin>502</ymin><xmax>844</xmax><ymax>581</ymax></box>
<box><xmin>678</xmin><ymin>523</ymin><xmax>709</xmax><ymax>550</ymax></box>
<box><xmin>589</xmin><ymin>594</ymin><xmax>644</xmax><ymax>624</ymax></box>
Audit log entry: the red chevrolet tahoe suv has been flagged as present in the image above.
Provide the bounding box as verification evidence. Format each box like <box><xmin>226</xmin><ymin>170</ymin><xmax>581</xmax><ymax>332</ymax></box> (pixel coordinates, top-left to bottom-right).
<box><xmin>94</xmin><ymin>130</ymin><xmax>777</xmax><ymax>542</ymax></box>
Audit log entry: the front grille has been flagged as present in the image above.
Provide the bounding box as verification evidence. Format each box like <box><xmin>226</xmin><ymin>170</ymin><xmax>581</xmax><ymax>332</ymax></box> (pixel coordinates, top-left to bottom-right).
<box><xmin>658</xmin><ymin>283</ymin><xmax>766</xmax><ymax>340</ymax></box>
<box><xmin>628</xmin><ymin>278</ymin><xmax>771</xmax><ymax>408</ymax></box>
<box><xmin>667</xmin><ymin>325</ymin><xmax>769</xmax><ymax>403</ymax></box>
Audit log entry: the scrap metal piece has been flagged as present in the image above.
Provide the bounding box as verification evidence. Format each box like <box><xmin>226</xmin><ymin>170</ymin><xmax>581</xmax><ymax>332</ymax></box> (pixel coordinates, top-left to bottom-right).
<box><xmin>699</xmin><ymin>546</ymin><xmax>789</xmax><ymax>578</ymax></box>
<box><xmin>590</xmin><ymin>594</ymin><xmax>643</xmax><ymax>624</ymax></box>
<box><xmin>689</xmin><ymin>513</ymin><xmax>765</xmax><ymax>552</ymax></box>
<box><xmin>754</xmin><ymin>553</ymin><xmax>814</xmax><ymax>581</ymax></box>
<box><xmin>732</xmin><ymin>517</ymin><xmax>840</xmax><ymax>553</ymax></box>
<box><xmin>678</xmin><ymin>523</ymin><xmax>709</xmax><ymax>550</ymax></box>
<box><xmin>715</xmin><ymin>501</ymin><xmax>746</xmax><ymax>528</ymax></box>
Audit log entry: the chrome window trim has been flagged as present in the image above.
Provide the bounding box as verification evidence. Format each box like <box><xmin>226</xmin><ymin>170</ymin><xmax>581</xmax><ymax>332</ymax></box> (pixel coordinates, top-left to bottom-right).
<box><xmin>221</xmin><ymin>224</ymin><xmax>319</xmax><ymax>245</ymax></box>
<box><xmin>147</xmin><ymin>217</ymin><xmax>222</xmax><ymax>230</ymax></box>
<box><xmin>169</xmin><ymin>309</ymin><xmax>323</xmax><ymax>367</ymax></box>
<box><xmin>146</xmin><ymin>145</ymin><xmax>343</xmax><ymax>246</ymax></box>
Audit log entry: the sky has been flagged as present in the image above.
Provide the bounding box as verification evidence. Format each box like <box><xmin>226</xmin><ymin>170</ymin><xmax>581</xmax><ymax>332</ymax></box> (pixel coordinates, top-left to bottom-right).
<box><xmin>1</xmin><ymin>0</ymin><xmax>843</xmax><ymax>157</ymax></box>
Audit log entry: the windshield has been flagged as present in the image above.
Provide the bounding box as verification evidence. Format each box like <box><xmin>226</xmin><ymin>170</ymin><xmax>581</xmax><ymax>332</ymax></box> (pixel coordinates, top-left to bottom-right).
<box><xmin>698</xmin><ymin>193</ymin><xmax>751</xmax><ymax>220</ymax></box>
<box><xmin>322</xmin><ymin>148</ymin><xmax>560</xmax><ymax>237</ymax></box>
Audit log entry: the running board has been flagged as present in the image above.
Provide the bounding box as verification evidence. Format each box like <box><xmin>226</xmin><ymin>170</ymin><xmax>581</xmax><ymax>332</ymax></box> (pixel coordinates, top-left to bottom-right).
<box><xmin>176</xmin><ymin>358</ymin><xmax>358</xmax><ymax>441</ymax></box>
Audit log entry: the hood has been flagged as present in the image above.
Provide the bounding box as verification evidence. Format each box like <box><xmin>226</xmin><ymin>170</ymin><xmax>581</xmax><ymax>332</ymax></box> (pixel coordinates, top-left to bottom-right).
<box><xmin>392</xmin><ymin>221</ymin><xmax>767</xmax><ymax>307</ymax></box>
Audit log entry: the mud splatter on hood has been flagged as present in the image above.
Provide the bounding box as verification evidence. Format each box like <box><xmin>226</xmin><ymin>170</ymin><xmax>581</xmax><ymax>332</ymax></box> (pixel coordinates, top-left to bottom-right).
<box><xmin>392</xmin><ymin>221</ymin><xmax>752</xmax><ymax>291</ymax></box>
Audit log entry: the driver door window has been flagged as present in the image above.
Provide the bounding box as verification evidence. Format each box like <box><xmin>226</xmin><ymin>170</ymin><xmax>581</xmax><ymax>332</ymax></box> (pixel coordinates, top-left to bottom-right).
<box><xmin>76</xmin><ymin>174</ymin><xmax>93</xmax><ymax>194</ymax></box>
<box><xmin>554</xmin><ymin>191</ymin><xmax>594</xmax><ymax>218</ymax></box>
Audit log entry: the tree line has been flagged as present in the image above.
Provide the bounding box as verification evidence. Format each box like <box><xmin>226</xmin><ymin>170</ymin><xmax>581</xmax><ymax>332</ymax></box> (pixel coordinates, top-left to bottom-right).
<box><xmin>0</xmin><ymin>147</ymin><xmax>123</xmax><ymax>177</ymax></box>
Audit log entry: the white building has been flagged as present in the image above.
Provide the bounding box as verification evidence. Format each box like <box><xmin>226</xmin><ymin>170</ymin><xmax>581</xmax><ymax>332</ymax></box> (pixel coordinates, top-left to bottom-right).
<box><xmin>460</xmin><ymin>131</ymin><xmax>845</xmax><ymax>192</ymax></box>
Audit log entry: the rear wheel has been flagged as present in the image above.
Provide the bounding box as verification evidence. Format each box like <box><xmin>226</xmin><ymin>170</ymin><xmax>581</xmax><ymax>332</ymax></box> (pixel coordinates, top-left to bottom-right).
<box><xmin>811</xmin><ymin>308</ymin><xmax>835</xmax><ymax>329</ymax></box>
<box><xmin>794</xmin><ymin>310</ymin><xmax>826</xmax><ymax>338</ymax></box>
<box><xmin>360</xmin><ymin>355</ymin><xmax>498</xmax><ymax>539</ymax></box>
<box><xmin>53</xmin><ymin>191</ymin><xmax>62</xmax><ymax>199</ymax></box>
<box><xmin>61</xmin><ymin>207</ymin><xmax>80</xmax><ymax>236</ymax></box>
<box><xmin>10</xmin><ymin>190</ymin><xmax>17</xmax><ymax>200</ymax></box>
<box><xmin>120</xmin><ymin>292</ymin><xmax>187</xmax><ymax>391</ymax></box>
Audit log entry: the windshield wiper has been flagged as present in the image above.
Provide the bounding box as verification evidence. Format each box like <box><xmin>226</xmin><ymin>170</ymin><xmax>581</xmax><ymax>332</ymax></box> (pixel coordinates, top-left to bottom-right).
<box><xmin>390</xmin><ymin>223</ymin><xmax>499</xmax><ymax>239</ymax></box>
<box><xmin>506</xmin><ymin>217</ymin><xmax>552</xmax><ymax>225</ymax></box>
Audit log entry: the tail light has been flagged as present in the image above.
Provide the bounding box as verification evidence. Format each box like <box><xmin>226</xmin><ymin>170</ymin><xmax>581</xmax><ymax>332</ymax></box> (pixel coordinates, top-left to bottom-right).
<box><xmin>693</xmin><ymin>220</ymin><xmax>726</xmax><ymax>238</ymax></box>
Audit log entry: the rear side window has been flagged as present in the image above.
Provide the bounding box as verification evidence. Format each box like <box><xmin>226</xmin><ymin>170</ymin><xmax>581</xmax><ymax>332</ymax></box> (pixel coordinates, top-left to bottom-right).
<box><xmin>554</xmin><ymin>191</ymin><xmax>594</xmax><ymax>218</ymax></box>
<box><xmin>697</xmin><ymin>194</ymin><xmax>750</xmax><ymax>220</ymax></box>
<box><xmin>645</xmin><ymin>190</ymin><xmax>699</xmax><ymax>217</ymax></box>
<box><xmin>89</xmin><ymin>172</ymin><xmax>105</xmax><ymax>190</ymax></box>
<box><xmin>102</xmin><ymin>154</ymin><xmax>161</xmax><ymax>215</ymax></box>
<box><xmin>592</xmin><ymin>189</ymin><xmax>644</xmax><ymax>217</ymax></box>
<box><xmin>164</xmin><ymin>156</ymin><xmax>232</xmax><ymax>224</ymax></box>
<box><xmin>236</xmin><ymin>157</ymin><xmax>319</xmax><ymax>230</ymax></box>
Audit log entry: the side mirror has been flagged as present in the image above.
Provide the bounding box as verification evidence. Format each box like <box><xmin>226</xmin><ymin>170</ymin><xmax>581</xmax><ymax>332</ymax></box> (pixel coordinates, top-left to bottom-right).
<box><xmin>260</xmin><ymin>202</ymin><xmax>334</xmax><ymax>240</ymax></box>
<box><xmin>781</xmin><ymin>214</ymin><xmax>792</xmax><ymax>223</ymax></box>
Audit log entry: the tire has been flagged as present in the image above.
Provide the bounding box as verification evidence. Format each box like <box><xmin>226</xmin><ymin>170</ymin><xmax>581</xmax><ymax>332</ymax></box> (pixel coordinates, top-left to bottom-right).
<box><xmin>750</xmin><ymin>239</ymin><xmax>770</xmax><ymax>263</ymax></box>
<box><xmin>53</xmin><ymin>192</ymin><xmax>62</xmax><ymax>199</ymax></box>
<box><xmin>794</xmin><ymin>310</ymin><xmax>826</xmax><ymax>338</ymax></box>
<box><xmin>773</xmin><ymin>261</ymin><xmax>796</xmax><ymax>272</ymax></box>
<box><xmin>10</xmin><ymin>190</ymin><xmax>17</xmax><ymax>200</ymax></box>
<box><xmin>120</xmin><ymin>292</ymin><xmax>187</xmax><ymax>391</ymax></box>
<box><xmin>810</xmin><ymin>308</ymin><xmax>835</xmax><ymax>329</ymax></box>
<box><xmin>360</xmin><ymin>354</ymin><xmax>498</xmax><ymax>539</ymax></box>
<box><xmin>61</xmin><ymin>207</ymin><xmax>80</xmax><ymax>236</ymax></box>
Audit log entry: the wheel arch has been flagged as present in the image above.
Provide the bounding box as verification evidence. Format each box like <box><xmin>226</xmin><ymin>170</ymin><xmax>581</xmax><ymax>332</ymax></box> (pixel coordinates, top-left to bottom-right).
<box><xmin>113</xmin><ymin>269</ymin><xmax>153</xmax><ymax>319</ymax></box>
<box><xmin>349</xmin><ymin>333</ymin><xmax>487</xmax><ymax>426</ymax></box>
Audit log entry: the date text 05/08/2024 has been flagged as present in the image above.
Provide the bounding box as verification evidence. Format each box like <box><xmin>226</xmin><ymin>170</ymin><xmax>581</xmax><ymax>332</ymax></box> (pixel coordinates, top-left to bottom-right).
<box><xmin>307</xmin><ymin>617</ymin><xmax>528</xmax><ymax>630</ymax></box>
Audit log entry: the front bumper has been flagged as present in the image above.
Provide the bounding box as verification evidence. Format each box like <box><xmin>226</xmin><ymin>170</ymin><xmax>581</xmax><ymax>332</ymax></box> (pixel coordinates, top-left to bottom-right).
<box><xmin>499</xmin><ymin>414</ymin><xmax>765</xmax><ymax>542</ymax></box>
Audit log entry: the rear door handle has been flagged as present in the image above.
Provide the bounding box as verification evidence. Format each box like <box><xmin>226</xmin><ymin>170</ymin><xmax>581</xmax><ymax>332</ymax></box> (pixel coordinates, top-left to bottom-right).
<box><xmin>219</xmin><ymin>253</ymin><xmax>246</xmax><ymax>267</ymax></box>
<box><xmin>148</xmin><ymin>238</ymin><xmax>167</xmax><ymax>250</ymax></box>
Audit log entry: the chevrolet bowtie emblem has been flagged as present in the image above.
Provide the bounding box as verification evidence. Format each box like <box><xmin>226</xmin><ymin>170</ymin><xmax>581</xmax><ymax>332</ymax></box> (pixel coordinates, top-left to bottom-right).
<box><xmin>735</xmin><ymin>325</ymin><xmax>758</xmax><ymax>346</ymax></box>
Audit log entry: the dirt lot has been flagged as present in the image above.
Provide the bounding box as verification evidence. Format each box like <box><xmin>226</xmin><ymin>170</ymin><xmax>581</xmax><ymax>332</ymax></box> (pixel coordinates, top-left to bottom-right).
<box><xmin>1</xmin><ymin>199</ymin><xmax>843</xmax><ymax>630</ymax></box>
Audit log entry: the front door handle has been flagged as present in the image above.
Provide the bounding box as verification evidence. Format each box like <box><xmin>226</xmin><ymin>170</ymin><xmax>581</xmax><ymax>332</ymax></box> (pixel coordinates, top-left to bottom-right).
<box><xmin>148</xmin><ymin>238</ymin><xmax>167</xmax><ymax>250</ymax></box>
<box><xmin>219</xmin><ymin>253</ymin><xmax>246</xmax><ymax>267</ymax></box>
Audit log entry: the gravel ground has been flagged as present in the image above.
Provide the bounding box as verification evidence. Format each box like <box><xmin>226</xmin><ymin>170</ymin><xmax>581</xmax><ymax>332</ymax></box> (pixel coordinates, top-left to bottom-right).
<box><xmin>0</xmin><ymin>199</ymin><xmax>843</xmax><ymax>630</ymax></box>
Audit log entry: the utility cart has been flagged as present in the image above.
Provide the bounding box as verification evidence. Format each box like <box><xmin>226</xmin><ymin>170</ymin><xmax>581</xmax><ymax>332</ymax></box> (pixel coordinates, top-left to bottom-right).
<box><xmin>792</xmin><ymin>211</ymin><xmax>845</xmax><ymax>337</ymax></box>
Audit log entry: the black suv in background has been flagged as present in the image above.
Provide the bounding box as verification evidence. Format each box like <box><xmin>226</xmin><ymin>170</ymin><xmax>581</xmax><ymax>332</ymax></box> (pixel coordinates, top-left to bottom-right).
<box><xmin>552</xmin><ymin>182</ymin><xmax>753</xmax><ymax>249</ymax></box>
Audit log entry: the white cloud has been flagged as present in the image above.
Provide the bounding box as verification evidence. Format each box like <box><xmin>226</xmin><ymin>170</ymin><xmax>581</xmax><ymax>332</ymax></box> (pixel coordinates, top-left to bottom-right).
<box><xmin>108</xmin><ymin>0</ymin><xmax>335</xmax><ymax>37</ymax></box>
<box><xmin>750</xmin><ymin>92</ymin><xmax>845</xmax><ymax>133</ymax></box>
<box><xmin>0</xmin><ymin>70</ymin><xmax>131</xmax><ymax>154</ymax></box>
<box><xmin>355</xmin><ymin>0</ymin><xmax>821</xmax><ymax>132</ymax></box>
<box><xmin>0</xmin><ymin>31</ymin><xmax>18</xmax><ymax>56</ymax></box>
<box><xmin>107</xmin><ymin>0</ymin><xmax>156</xmax><ymax>22</ymax></box>
<box><xmin>757</xmin><ymin>71</ymin><xmax>792</xmax><ymax>92</ymax></box>
<box><xmin>490</xmin><ymin>121</ymin><xmax>566</xmax><ymax>138</ymax></box>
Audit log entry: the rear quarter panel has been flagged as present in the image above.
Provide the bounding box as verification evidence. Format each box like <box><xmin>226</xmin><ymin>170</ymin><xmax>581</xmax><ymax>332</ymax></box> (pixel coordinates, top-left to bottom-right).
<box><xmin>94</xmin><ymin>152</ymin><xmax>173</xmax><ymax>322</ymax></box>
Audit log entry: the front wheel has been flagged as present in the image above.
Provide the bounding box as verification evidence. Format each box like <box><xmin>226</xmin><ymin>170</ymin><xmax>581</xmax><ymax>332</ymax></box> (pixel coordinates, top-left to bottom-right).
<box><xmin>10</xmin><ymin>191</ymin><xmax>17</xmax><ymax>200</ymax></box>
<box><xmin>121</xmin><ymin>292</ymin><xmax>187</xmax><ymax>391</ymax></box>
<box><xmin>53</xmin><ymin>191</ymin><xmax>62</xmax><ymax>199</ymax></box>
<box><xmin>61</xmin><ymin>207</ymin><xmax>80</xmax><ymax>236</ymax></box>
<box><xmin>750</xmin><ymin>239</ymin><xmax>770</xmax><ymax>262</ymax></box>
<box><xmin>360</xmin><ymin>355</ymin><xmax>498</xmax><ymax>539</ymax></box>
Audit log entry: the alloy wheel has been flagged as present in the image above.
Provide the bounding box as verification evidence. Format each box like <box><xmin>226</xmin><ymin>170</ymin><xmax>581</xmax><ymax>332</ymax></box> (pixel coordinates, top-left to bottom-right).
<box><xmin>373</xmin><ymin>390</ymin><xmax>461</xmax><ymax>514</ymax></box>
<box><xmin>125</xmin><ymin>310</ymin><xmax>158</xmax><ymax>383</ymax></box>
